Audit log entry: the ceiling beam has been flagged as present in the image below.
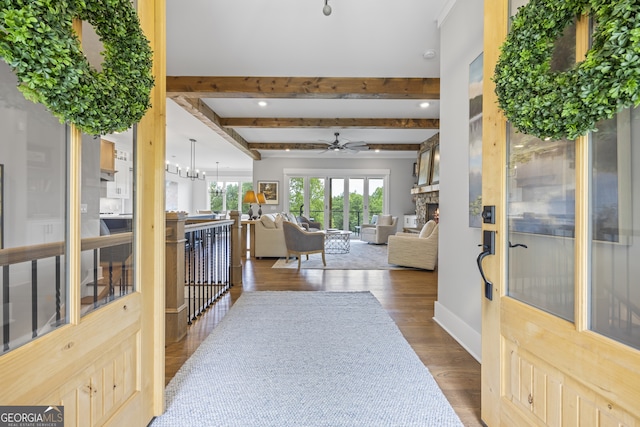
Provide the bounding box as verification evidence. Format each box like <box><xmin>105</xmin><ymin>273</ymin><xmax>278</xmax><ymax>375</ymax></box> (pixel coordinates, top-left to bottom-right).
<box><xmin>171</xmin><ymin>97</ymin><xmax>261</xmax><ymax>160</ymax></box>
<box><xmin>219</xmin><ymin>118</ymin><xmax>439</xmax><ymax>129</ymax></box>
<box><xmin>247</xmin><ymin>143</ymin><xmax>421</xmax><ymax>151</ymax></box>
<box><xmin>166</xmin><ymin>76</ymin><xmax>440</xmax><ymax>99</ymax></box>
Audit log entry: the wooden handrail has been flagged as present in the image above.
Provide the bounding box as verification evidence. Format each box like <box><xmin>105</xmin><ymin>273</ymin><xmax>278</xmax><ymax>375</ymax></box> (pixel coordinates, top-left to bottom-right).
<box><xmin>0</xmin><ymin>233</ymin><xmax>133</xmax><ymax>267</ymax></box>
<box><xmin>185</xmin><ymin>219</ymin><xmax>234</xmax><ymax>233</ymax></box>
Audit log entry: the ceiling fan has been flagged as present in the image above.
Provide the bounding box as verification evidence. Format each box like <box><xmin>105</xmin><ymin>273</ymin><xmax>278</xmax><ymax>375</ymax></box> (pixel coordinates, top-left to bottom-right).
<box><xmin>320</xmin><ymin>132</ymin><xmax>369</xmax><ymax>153</ymax></box>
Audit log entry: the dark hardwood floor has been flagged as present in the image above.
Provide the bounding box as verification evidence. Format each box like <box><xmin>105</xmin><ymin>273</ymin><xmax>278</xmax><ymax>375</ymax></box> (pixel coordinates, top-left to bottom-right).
<box><xmin>165</xmin><ymin>257</ymin><xmax>482</xmax><ymax>426</ymax></box>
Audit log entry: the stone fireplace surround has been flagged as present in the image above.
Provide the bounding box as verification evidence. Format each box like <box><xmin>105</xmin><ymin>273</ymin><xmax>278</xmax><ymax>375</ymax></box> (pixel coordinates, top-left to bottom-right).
<box><xmin>411</xmin><ymin>134</ymin><xmax>439</xmax><ymax>228</ymax></box>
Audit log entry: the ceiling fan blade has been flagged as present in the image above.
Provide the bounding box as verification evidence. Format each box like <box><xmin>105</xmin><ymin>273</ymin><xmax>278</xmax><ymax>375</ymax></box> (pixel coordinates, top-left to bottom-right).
<box><xmin>344</xmin><ymin>141</ymin><xmax>367</xmax><ymax>147</ymax></box>
<box><xmin>349</xmin><ymin>145</ymin><xmax>369</xmax><ymax>151</ymax></box>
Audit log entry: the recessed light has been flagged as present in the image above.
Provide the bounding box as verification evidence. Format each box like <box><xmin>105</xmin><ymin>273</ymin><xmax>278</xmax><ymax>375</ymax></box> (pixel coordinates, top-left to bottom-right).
<box><xmin>375</xmin><ymin>149</ymin><xmax>380</xmax><ymax>153</ymax></box>
<box><xmin>258</xmin><ymin>101</ymin><xmax>268</xmax><ymax>107</ymax></box>
<box><xmin>419</xmin><ymin>102</ymin><xmax>430</xmax><ymax>108</ymax></box>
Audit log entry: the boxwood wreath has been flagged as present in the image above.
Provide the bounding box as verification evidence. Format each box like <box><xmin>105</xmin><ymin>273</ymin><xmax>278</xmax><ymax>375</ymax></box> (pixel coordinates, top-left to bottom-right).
<box><xmin>494</xmin><ymin>0</ymin><xmax>640</xmax><ymax>140</ymax></box>
<box><xmin>0</xmin><ymin>0</ymin><xmax>154</xmax><ymax>135</ymax></box>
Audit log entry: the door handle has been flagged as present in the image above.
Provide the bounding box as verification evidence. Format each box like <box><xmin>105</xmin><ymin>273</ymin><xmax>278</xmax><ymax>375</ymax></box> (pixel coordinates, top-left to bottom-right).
<box><xmin>508</xmin><ymin>241</ymin><xmax>528</xmax><ymax>249</ymax></box>
<box><xmin>476</xmin><ymin>230</ymin><xmax>495</xmax><ymax>300</ymax></box>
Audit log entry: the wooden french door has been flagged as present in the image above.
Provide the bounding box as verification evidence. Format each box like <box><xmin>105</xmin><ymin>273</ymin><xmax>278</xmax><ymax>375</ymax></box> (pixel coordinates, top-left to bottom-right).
<box><xmin>0</xmin><ymin>1</ymin><xmax>165</xmax><ymax>425</ymax></box>
<box><xmin>482</xmin><ymin>2</ymin><xmax>640</xmax><ymax>426</ymax></box>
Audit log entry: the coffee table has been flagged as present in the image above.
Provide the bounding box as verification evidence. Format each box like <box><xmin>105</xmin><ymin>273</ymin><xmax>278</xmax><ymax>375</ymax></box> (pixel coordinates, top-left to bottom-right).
<box><xmin>324</xmin><ymin>230</ymin><xmax>352</xmax><ymax>254</ymax></box>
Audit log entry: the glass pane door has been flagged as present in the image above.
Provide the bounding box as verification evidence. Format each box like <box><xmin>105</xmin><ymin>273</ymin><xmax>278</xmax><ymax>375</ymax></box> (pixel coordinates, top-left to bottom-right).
<box><xmin>590</xmin><ymin>109</ymin><xmax>640</xmax><ymax>349</ymax></box>
<box><xmin>348</xmin><ymin>178</ymin><xmax>364</xmax><ymax>233</ymax></box>
<box><xmin>329</xmin><ymin>178</ymin><xmax>344</xmax><ymax>229</ymax></box>
<box><xmin>288</xmin><ymin>177</ymin><xmax>304</xmax><ymax>216</ymax></box>
<box><xmin>367</xmin><ymin>178</ymin><xmax>384</xmax><ymax>223</ymax></box>
<box><xmin>309</xmin><ymin>177</ymin><xmax>325</xmax><ymax>228</ymax></box>
<box><xmin>506</xmin><ymin>126</ymin><xmax>575</xmax><ymax>321</ymax></box>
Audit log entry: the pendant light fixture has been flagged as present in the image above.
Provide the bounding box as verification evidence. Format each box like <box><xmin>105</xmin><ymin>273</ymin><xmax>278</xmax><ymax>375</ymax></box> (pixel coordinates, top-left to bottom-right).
<box><xmin>165</xmin><ymin>138</ymin><xmax>205</xmax><ymax>181</ymax></box>
<box><xmin>323</xmin><ymin>0</ymin><xmax>332</xmax><ymax>16</ymax></box>
<box><xmin>210</xmin><ymin>161</ymin><xmax>225</xmax><ymax>197</ymax></box>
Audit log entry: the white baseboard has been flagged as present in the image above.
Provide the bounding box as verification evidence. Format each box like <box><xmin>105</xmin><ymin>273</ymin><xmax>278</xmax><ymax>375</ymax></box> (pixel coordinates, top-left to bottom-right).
<box><xmin>433</xmin><ymin>301</ymin><xmax>482</xmax><ymax>363</ymax></box>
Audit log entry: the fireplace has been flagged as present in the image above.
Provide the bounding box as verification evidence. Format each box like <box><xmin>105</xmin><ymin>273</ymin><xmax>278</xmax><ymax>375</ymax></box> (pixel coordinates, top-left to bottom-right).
<box><xmin>427</xmin><ymin>203</ymin><xmax>439</xmax><ymax>223</ymax></box>
<box><xmin>414</xmin><ymin>193</ymin><xmax>439</xmax><ymax>227</ymax></box>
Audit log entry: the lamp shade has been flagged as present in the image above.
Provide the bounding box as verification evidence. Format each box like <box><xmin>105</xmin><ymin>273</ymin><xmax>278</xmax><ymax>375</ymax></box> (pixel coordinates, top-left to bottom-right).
<box><xmin>256</xmin><ymin>192</ymin><xmax>267</xmax><ymax>204</ymax></box>
<box><xmin>242</xmin><ymin>190</ymin><xmax>258</xmax><ymax>204</ymax></box>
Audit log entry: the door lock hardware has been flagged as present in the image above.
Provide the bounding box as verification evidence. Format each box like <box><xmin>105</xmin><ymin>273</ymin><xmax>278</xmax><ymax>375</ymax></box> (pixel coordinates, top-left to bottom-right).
<box><xmin>476</xmin><ymin>230</ymin><xmax>495</xmax><ymax>300</ymax></box>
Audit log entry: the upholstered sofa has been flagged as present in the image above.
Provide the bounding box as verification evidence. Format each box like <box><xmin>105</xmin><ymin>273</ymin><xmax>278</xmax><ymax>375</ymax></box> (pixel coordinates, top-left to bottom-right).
<box><xmin>360</xmin><ymin>214</ymin><xmax>398</xmax><ymax>244</ymax></box>
<box><xmin>387</xmin><ymin>220</ymin><xmax>438</xmax><ymax>270</ymax></box>
<box><xmin>254</xmin><ymin>213</ymin><xmax>317</xmax><ymax>258</ymax></box>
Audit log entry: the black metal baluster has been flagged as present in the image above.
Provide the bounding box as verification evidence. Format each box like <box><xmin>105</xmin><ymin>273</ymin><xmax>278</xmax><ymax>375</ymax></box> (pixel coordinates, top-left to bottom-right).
<box><xmin>32</xmin><ymin>260</ymin><xmax>38</xmax><ymax>338</ymax></box>
<box><xmin>55</xmin><ymin>256</ymin><xmax>61</xmax><ymax>324</ymax></box>
<box><xmin>3</xmin><ymin>266</ymin><xmax>10</xmax><ymax>352</ymax></box>
<box><xmin>108</xmin><ymin>261</ymin><xmax>114</xmax><ymax>300</ymax></box>
<box><xmin>93</xmin><ymin>249</ymin><xmax>99</xmax><ymax>306</ymax></box>
<box><xmin>185</xmin><ymin>234</ymin><xmax>192</xmax><ymax>325</ymax></box>
<box><xmin>198</xmin><ymin>230</ymin><xmax>204</xmax><ymax>315</ymax></box>
<box><xmin>190</xmin><ymin>232</ymin><xmax>197</xmax><ymax>322</ymax></box>
<box><xmin>226</xmin><ymin>224</ymin><xmax>231</xmax><ymax>290</ymax></box>
<box><xmin>121</xmin><ymin>261</ymin><xmax>126</xmax><ymax>296</ymax></box>
<box><xmin>206</xmin><ymin>229</ymin><xmax>210</xmax><ymax>306</ymax></box>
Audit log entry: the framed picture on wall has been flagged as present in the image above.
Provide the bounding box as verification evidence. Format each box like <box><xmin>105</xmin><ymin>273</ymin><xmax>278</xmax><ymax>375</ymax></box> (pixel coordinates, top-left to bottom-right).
<box><xmin>417</xmin><ymin>147</ymin><xmax>432</xmax><ymax>186</ymax></box>
<box><xmin>258</xmin><ymin>181</ymin><xmax>279</xmax><ymax>204</ymax></box>
<box><xmin>431</xmin><ymin>144</ymin><xmax>440</xmax><ymax>185</ymax></box>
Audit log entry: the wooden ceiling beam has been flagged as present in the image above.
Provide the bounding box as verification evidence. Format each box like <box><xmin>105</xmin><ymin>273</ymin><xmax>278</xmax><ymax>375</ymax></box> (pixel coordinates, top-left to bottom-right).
<box><xmin>171</xmin><ymin>97</ymin><xmax>261</xmax><ymax>160</ymax></box>
<box><xmin>220</xmin><ymin>117</ymin><xmax>439</xmax><ymax>129</ymax></box>
<box><xmin>247</xmin><ymin>143</ymin><xmax>421</xmax><ymax>151</ymax></box>
<box><xmin>166</xmin><ymin>76</ymin><xmax>440</xmax><ymax>99</ymax></box>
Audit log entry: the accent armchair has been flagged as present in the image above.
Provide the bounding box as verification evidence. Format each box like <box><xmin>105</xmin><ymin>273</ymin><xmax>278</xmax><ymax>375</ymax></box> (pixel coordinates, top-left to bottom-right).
<box><xmin>296</xmin><ymin>215</ymin><xmax>322</xmax><ymax>231</ymax></box>
<box><xmin>360</xmin><ymin>215</ymin><xmax>398</xmax><ymax>244</ymax></box>
<box><xmin>387</xmin><ymin>220</ymin><xmax>438</xmax><ymax>270</ymax></box>
<box><xmin>282</xmin><ymin>221</ymin><xmax>326</xmax><ymax>271</ymax></box>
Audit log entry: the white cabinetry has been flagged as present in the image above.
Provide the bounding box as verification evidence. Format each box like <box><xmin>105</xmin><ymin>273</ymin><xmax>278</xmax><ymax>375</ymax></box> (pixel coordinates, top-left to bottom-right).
<box><xmin>106</xmin><ymin>158</ymin><xmax>130</xmax><ymax>199</ymax></box>
<box><xmin>403</xmin><ymin>215</ymin><xmax>417</xmax><ymax>229</ymax></box>
<box><xmin>26</xmin><ymin>219</ymin><xmax>63</xmax><ymax>245</ymax></box>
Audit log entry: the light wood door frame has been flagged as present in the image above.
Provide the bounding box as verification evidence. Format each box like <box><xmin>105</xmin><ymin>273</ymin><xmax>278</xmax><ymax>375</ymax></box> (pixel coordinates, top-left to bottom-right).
<box><xmin>482</xmin><ymin>2</ymin><xmax>640</xmax><ymax>426</ymax></box>
<box><xmin>0</xmin><ymin>1</ymin><xmax>166</xmax><ymax>425</ymax></box>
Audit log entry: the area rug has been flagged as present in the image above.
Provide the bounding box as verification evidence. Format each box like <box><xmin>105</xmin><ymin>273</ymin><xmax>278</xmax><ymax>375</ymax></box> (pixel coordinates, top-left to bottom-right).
<box><xmin>152</xmin><ymin>291</ymin><xmax>463</xmax><ymax>427</ymax></box>
<box><xmin>271</xmin><ymin>238</ymin><xmax>417</xmax><ymax>270</ymax></box>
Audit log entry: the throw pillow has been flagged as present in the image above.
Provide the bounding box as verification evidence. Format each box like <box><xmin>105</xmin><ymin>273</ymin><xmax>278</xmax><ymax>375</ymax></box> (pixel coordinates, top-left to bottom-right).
<box><xmin>274</xmin><ymin>214</ymin><xmax>284</xmax><ymax>228</ymax></box>
<box><xmin>260</xmin><ymin>214</ymin><xmax>276</xmax><ymax>229</ymax></box>
<box><xmin>378</xmin><ymin>215</ymin><xmax>392</xmax><ymax>226</ymax></box>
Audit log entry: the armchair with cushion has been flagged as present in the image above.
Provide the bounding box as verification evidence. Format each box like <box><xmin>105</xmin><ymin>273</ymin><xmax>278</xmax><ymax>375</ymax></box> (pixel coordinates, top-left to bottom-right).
<box><xmin>360</xmin><ymin>214</ymin><xmax>398</xmax><ymax>244</ymax></box>
<box><xmin>387</xmin><ymin>220</ymin><xmax>438</xmax><ymax>270</ymax></box>
<box><xmin>296</xmin><ymin>215</ymin><xmax>322</xmax><ymax>231</ymax></box>
<box><xmin>282</xmin><ymin>221</ymin><xmax>326</xmax><ymax>271</ymax></box>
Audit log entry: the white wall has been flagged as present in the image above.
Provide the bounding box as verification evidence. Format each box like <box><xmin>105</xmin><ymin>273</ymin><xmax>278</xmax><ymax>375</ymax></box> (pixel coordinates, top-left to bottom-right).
<box><xmin>252</xmin><ymin>157</ymin><xmax>417</xmax><ymax>221</ymax></box>
<box><xmin>165</xmin><ymin>170</ymin><xmax>253</xmax><ymax>215</ymax></box>
<box><xmin>435</xmin><ymin>0</ymin><xmax>484</xmax><ymax>361</ymax></box>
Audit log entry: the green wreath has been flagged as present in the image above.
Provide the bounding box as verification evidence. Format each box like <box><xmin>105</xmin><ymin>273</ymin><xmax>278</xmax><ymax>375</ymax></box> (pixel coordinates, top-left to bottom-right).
<box><xmin>0</xmin><ymin>0</ymin><xmax>154</xmax><ymax>135</ymax></box>
<box><xmin>494</xmin><ymin>0</ymin><xmax>640</xmax><ymax>140</ymax></box>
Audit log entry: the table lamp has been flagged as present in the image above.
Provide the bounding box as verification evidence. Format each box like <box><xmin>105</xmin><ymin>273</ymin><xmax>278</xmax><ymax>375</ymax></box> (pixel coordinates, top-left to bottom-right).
<box><xmin>256</xmin><ymin>192</ymin><xmax>267</xmax><ymax>218</ymax></box>
<box><xmin>242</xmin><ymin>190</ymin><xmax>258</xmax><ymax>219</ymax></box>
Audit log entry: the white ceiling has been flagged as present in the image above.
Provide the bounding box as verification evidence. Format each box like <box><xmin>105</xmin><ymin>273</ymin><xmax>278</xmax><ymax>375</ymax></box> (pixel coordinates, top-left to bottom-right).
<box><xmin>163</xmin><ymin>0</ymin><xmax>448</xmax><ymax>172</ymax></box>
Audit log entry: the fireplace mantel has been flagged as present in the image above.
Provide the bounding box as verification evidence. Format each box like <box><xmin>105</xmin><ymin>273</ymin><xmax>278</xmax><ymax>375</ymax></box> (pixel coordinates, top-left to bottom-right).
<box><xmin>411</xmin><ymin>184</ymin><xmax>440</xmax><ymax>195</ymax></box>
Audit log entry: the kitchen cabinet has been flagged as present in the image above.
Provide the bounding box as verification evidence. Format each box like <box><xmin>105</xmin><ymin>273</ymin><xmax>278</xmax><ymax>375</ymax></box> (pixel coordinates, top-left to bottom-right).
<box><xmin>100</xmin><ymin>140</ymin><xmax>115</xmax><ymax>173</ymax></box>
<box><xmin>106</xmin><ymin>158</ymin><xmax>131</xmax><ymax>198</ymax></box>
<box><xmin>26</xmin><ymin>219</ymin><xmax>63</xmax><ymax>245</ymax></box>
